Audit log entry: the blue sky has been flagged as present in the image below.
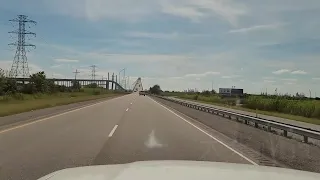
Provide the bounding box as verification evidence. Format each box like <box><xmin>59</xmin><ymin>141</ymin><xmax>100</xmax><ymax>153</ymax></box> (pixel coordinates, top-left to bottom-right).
<box><xmin>0</xmin><ymin>0</ymin><xmax>320</xmax><ymax>95</ymax></box>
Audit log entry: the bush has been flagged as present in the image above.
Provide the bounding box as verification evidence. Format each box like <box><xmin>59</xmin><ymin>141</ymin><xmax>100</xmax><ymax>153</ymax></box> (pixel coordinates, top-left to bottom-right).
<box><xmin>21</xmin><ymin>83</ymin><xmax>35</xmax><ymax>94</ymax></box>
<box><xmin>149</xmin><ymin>85</ymin><xmax>162</xmax><ymax>95</ymax></box>
<box><xmin>12</xmin><ymin>93</ymin><xmax>25</xmax><ymax>100</ymax></box>
<box><xmin>29</xmin><ymin>71</ymin><xmax>48</xmax><ymax>93</ymax></box>
<box><xmin>3</xmin><ymin>79</ymin><xmax>18</xmax><ymax>94</ymax></box>
<box><xmin>32</xmin><ymin>93</ymin><xmax>44</xmax><ymax>99</ymax></box>
<box><xmin>243</xmin><ymin>96</ymin><xmax>320</xmax><ymax>119</ymax></box>
<box><xmin>0</xmin><ymin>95</ymin><xmax>12</xmax><ymax>102</ymax></box>
<box><xmin>193</xmin><ymin>94</ymin><xmax>198</xmax><ymax>100</ymax></box>
<box><xmin>92</xmin><ymin>91</ymin><xmax>101</xmax><ymax>95</ymax></box>
<box><xmin>85</xmin><ymin>83</ymin><xmax>98</xmax><ymax>88</ymax></box>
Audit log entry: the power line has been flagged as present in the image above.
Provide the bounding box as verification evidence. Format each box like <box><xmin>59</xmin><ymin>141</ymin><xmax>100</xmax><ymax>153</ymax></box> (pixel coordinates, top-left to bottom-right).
<box><xmin>8</xmin><ymin>15</ymin><xmax>36</xmax><ymax>78</ymax></box>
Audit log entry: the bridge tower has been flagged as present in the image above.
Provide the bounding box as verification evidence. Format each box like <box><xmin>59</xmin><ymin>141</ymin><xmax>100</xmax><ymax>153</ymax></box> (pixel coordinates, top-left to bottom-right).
<box><xmin>132</xmin><ymin>77</ymin><xmax>143</xmax><ymax>92</ymax></box>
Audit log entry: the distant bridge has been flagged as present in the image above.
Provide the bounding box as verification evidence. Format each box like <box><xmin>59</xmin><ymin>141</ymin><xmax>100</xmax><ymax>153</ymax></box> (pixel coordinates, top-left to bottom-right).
<box><xmin>13</xmin><ymin>78</ymin><xmax>126</xmax><ymax>91</ymax></box>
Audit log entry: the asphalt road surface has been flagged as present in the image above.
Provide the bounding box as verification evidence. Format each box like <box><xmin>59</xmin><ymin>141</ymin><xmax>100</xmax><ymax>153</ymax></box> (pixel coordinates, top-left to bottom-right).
<box><xmin>0</xmin><ymin>93</ymin><xmax>255</xmax><ymax>180</ymax></box>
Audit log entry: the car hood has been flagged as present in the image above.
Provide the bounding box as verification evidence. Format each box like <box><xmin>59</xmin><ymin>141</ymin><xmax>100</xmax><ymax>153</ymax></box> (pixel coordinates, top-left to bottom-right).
<box><xmin>38</xmin><ymin>161</ymin><xmax>320</xmax><ymax>180</ymax></box>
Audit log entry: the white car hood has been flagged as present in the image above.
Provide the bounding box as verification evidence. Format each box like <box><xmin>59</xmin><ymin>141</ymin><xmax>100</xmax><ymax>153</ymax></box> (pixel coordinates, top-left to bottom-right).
<box><xmin>38</xmin><ymin>161</ymin><xmax>320</xmax><ymax>180</ymax></box>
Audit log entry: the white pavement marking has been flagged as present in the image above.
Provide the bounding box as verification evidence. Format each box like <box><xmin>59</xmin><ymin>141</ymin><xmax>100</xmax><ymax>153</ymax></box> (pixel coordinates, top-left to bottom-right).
<box><xmin>126</xmin><ymin>108</ymin><xmax>129</xmax><ymax>112</ymax></box>
<box><xmin>109</xmin><ymin>125</ymin><xmax>118</xmax><ymax>137</ymax></box>
<box><xmin>149</xmin><ymin>97</ymin><xmax>258</xmax><ymax>166</ymax></box>
<box><xmin>130</xmin><ymin>102</ymin><xmax>133</xmax><ymax>105</ymax></box>
<box><xmin>0</xmin><ymin>95</ymin><xmax>125</xmax><ymax>134</ymax></box>
<box><xmin>144</xmin><ymin>130</ymin><xmax>163</xmax><ymax>148</ymax></box>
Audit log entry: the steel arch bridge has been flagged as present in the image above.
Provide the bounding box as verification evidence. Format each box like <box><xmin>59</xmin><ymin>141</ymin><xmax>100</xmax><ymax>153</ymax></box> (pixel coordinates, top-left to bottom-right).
<box><xmin>132</xmin><ymin>77</ymin><xmax>143</xmax><ymax>92</ymax></box>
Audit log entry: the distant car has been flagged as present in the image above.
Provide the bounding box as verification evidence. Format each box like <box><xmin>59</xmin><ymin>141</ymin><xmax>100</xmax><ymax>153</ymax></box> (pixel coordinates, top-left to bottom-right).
<box><xmin>139</xmin><ymin>91</ymin><xmax>146</xmax><ymax>96</ymax></box>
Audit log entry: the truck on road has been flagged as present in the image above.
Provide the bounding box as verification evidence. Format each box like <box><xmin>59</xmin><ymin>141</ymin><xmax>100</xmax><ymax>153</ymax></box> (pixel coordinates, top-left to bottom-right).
<box><xmin>139</xmin><ymin>91</ymin><xmax>147</xmax><ymax>96</ymax></box>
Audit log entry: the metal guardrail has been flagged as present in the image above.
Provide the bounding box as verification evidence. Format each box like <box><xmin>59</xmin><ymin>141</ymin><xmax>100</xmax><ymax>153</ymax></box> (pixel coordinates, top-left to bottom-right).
<box><xmin>152</xmin><ymin>95</ymin><xmax>320</xmax><ymax>143</ymax></box>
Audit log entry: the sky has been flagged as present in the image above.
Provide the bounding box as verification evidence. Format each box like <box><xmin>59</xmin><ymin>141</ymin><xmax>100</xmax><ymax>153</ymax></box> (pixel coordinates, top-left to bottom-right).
<box><xmin>0</xmin><ymin>0</ymin><xmax>320</xmax><ymax>96</ymax></box>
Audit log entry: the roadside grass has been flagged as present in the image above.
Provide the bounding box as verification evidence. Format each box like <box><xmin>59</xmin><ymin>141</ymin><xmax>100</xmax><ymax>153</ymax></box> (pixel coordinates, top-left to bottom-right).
<box><xmin>0</xmin><ymin>88</ymin><xmax>127</xmax><ymax>117</ymax></box>
<box><xmin>178</xmin><ymin>97</ymin><xmax>320</xmax><ymax>126</ymax></box>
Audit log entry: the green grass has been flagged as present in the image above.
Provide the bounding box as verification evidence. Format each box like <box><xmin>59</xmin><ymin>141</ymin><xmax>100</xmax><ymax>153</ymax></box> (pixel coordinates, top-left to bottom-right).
<box><xmin>0</xmin><ymin>89</ymin><xmax>127</xmax><ymax>117</ymax></box>
<box><xmin>177</xmin><ymin>96</ymin><xmax>320</xmax><ymax>125</ymax></box>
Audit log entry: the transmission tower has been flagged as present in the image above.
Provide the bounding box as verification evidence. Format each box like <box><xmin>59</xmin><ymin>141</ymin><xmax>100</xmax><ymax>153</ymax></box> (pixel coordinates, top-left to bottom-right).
<box><xmin>90</xmin><ymin>65</ymin><xmax>97</xmax><ymax>80</ymax></box>
<box><xmin>8</xmin><ymin>15</ymin><xmax>37</xmax><ymax>78</ymax></box>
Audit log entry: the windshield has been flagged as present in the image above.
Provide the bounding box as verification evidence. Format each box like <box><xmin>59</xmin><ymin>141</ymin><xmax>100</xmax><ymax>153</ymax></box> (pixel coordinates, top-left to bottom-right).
<box><xmin>0</xmin><ymin>0</ymin><xmax>320</xmax><ymax>180</ymax></box>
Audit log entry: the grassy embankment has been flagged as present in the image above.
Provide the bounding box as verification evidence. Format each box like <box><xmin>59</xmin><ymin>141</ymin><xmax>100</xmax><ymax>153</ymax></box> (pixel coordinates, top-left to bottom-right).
<box><xmin>162</xmin><ymin>92</ymin><xmax>320</xmax><ymax>125</ymax></box>
<box><xmin>0</xmin><ymin>88</ymin><xmax>127</xmax><ymax>117</ymax></box>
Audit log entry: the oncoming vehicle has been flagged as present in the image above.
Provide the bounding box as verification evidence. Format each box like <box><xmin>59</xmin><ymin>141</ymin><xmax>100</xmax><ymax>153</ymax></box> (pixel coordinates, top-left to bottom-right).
<box><xmin>139</xmin><ymin>91</ymin><xmax>146</xmax><ymax>96</ymax></box>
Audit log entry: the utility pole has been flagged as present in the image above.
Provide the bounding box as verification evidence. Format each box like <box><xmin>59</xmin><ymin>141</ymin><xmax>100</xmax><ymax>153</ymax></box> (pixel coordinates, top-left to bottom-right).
<box><xmin>309</xmin><ymin>89</ymin><xmax>312</xmax><ymax>99</ymax></box>
<box><xmin>73</xmin><ymin>69</ymin><xmax>80</xmax><ymax>80</ymax></box>
<box><xmin>8</xmin><ymin>15</ymin><xmax>36</xmax><ymax>78</ymax></box>
<box><xmin>211</xmin><ymin>81</ymin><xmax>214</xmax><ymax>92</ymax></box>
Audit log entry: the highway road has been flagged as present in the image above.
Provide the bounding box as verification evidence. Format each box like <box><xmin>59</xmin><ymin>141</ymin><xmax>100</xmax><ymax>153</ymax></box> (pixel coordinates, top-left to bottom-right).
<box><xmin>0</xmin><ymin>93</ymin><xmax>255</xmax><ymax>180</ymax></box>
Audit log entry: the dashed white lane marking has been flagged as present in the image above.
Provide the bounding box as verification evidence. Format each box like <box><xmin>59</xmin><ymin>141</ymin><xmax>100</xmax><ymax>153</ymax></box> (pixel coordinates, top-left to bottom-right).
<box><xmin>0</xmin><ymin>96</ymin><xmax>125</xmax><ymax>134</ymax></box>
<box><xmin>130</xmin><ymin>102</ymin><xmax>133</xmax><ymax>105</ymax></box>
<box><xmin>109</xmin><ymin>125</ymin><xmax>118</xmax><ymax>137</ymax></box>
<box><xmin>149</xmin><ymin>97</ymin><xmax>258</xmax><ymax>166</ymax></box>
<box><xmin>126</xmin><ymin>108</ymin><xmax>129</xmax><ymax>112</ymax></box>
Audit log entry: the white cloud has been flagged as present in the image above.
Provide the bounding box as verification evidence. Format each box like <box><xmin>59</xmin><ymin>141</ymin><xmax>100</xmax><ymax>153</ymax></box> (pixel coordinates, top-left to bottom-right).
<box><xmin>184</xmin><ymin>71</ymin><xmax>220</xmax><ymax>77</ymax></box>
<box><xmin>229</xmin><ymin>23</ymin><xmax>286</xmax><ymax>33</ymax></box>
<box><xmin>0</xmin><ymin>60</ymin><xmax>43</xmax><ymax>74</ymax></box>
<box><xmin>50</xmin><ymin>64</ymin><xmax>63</xmax><ymax>68</ymax></box>
<box><xmin>263</xmin><ymin>77</ymin><xmax>275</xmax><ymax>80</ymax></box>
<box><xmin>281</xmin><ymin>78</ymin><xmax>297</xmax><ymax>82</ymax></box>
<box><xmin>264</xmin><ymin>80</ymin><xmax>276</xmax><ymax>83</ymax></box>
<box><xmin>54</xmin><ymin>58</ymin><xmax>79</xmax><ymax>63</ymax></box>
<box><xmin>125</xmin><ymin>32</ymin><xmax>179</xmax><ymax>39</ymax></box>
<box><xmin>43</xmin><ymin>0</ymin><xmax>247</xmax><ymax>25</ymax></box>
<box><xmin>221</xmin><ymin>75</ymin><xmax>241</xmax><ymax>79</ymax></box>
<box><xmin>28</xmin><ymin>64</ymin><xmax>44</xmax><ymax>73</ymax></box>
<box><xmin>44</xmin><ymin>0</ymin><xmax>156</xmax><ymax>22</ymax></box>
<box><xmin>312</xmin><ymin>77</ymin><xmax>320</xmax><ymax>80</ymax></box>
<box><xmin>291</xmin><ymin>70</ymin><xmax>307</xmax><ymax>74</ymax></box>
<box><xmin>99</xmin><ymin>53</ymin><xmax>192</xmax><ymax>63</ymax></box>
<box><xmin>161</xmin><ymin>4</ymin><xmax>205</xmax><ymax>22</ymax></box>
<box><xmin>0</xmin><ymin>60</ymin><xmax>12</xmax><ymax>70</ymax></box>
<box><xmin>52</xmin><ymin>73</ymin><xmax>65</xmax><ymax>78</ymax></box>
<box><xmin>184</xmin><ymin>0</ymin><xmax>247</xmax><ymax>25</ymax></box>
<box><xmin>272</xmin><ymin>69</ymin><xmax>290</xmax><ymax>75</ymax></box>
<box><xmin>285</xmin><ymin>82</ymin><xmax>296</xmax><ymax>85</ymax></box>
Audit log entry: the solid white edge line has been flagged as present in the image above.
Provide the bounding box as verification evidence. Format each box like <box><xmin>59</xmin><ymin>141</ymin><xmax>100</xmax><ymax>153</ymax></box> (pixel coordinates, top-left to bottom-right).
<box><xmin>0</xmin><ymin>95</ymin><xmax>125</xmax><ymax>134</ymax></box>
<box><xmin>109</xmin><ymin>125</ymin><xmax>118</xmax><ymax>137</ymax></box>
<box><xmin>149</xmin><ymin>97</ymin><xmax>258</xmax><ymax>166</ymax></box>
